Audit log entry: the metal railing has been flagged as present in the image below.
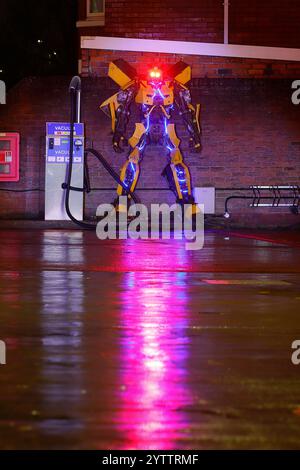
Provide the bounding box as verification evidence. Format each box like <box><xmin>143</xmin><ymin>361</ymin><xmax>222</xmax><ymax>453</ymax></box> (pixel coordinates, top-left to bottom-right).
<box><xmin>224</xmin><ymin>185</ymin><xmax>300</xmax><ymax>218</ymax></box>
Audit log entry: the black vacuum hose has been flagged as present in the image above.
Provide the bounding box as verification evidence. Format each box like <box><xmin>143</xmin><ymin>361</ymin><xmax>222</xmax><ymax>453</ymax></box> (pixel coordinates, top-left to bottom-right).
<box><xmin>84</xmin><ymin>147</ymin><xmax>139</xmax><ymax>204</ymax></box>
<box><xmin>64</xmin><ymin>81</ymin><xmax>139</xmax><ymax>230</ymax></box>
<box><xmin>64</xmin><ymin>86</ymin><xmax>93</xmax><ymax>229</ymax></box>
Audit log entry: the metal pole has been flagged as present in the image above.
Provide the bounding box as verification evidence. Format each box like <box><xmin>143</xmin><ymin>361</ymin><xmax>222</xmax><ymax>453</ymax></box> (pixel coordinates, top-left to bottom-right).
<box><xmin>224</xmin><ymin>0</ymin><xmax>229</xmax><ymax>45</ymax></box>
<box><xmin>69</xmin><ymin>76</ymin><xmax>82</xmax><ymax>124</ymax></box>
<box><xmin>76</xmin><ymin>90</ymin><xmax>81</xmax><ymax>124</ymax></box>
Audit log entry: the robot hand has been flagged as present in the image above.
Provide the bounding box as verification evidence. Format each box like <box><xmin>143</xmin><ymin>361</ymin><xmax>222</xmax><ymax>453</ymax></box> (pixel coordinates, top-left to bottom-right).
<box><xmin>175</xmin><ymin>85</ymin><xmax>201</xmax><ymax>153</ymax></box>
<box><xmin>190</xmin><ymin>139</ymin><xmax>201</xmax><ymax>153</ymax></box>
<box><xmin>193</xmin><ymin>146</ymin><xmax>202</xmax><ymax>154</ymax></box>
<box><xmin>113</xmin><ymin>132</ymin><xmax>126</xmax><ymax>153</ymax></box>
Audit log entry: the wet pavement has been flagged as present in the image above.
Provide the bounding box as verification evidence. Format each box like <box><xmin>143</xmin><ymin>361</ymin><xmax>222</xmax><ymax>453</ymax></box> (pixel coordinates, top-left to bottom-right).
<box><xmin>0</xmin><ymin>229</ymin><xmax>300</xmax><ymax>449</ymax></box>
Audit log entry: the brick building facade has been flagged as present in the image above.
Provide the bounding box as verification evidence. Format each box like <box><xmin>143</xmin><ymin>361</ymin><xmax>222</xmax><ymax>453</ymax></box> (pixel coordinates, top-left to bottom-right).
<box><xmin>78</xmin><ymin>0</ymin><xmax>300</xmax><ymax>79</ymax></box>
<box><xmin>0</xmin><ymin>0</ymin><xmax>300</xmax><ymax>225</ymax></box>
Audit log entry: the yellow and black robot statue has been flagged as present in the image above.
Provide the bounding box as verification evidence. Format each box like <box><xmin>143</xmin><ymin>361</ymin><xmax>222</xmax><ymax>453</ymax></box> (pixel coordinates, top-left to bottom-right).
<box><xmin>100</xmin><ymin>59</ymin><xmax>201</xmax><ymax>214</ymax></box>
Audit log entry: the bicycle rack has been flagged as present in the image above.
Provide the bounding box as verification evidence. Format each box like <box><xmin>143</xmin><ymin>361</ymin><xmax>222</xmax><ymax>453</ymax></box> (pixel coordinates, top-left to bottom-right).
<box><xmin>224</xmin><ymin>185</ymin><xmax>300</xmax><ymax>218</ymax></box>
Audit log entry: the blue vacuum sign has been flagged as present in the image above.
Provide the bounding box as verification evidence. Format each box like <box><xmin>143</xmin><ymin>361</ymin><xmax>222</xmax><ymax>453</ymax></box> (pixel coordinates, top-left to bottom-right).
<box><xmin>46</xmin><ymin>122</ymin><xmax>84</xmax><ymax>164</ymax></box>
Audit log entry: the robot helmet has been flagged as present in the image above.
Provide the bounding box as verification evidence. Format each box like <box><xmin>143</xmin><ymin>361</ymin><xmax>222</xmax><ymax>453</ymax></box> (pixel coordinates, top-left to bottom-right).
<box><xmin>148</xmin><ymin>66</ymin><xmax>163</xmax><ymax>82</ymax></box>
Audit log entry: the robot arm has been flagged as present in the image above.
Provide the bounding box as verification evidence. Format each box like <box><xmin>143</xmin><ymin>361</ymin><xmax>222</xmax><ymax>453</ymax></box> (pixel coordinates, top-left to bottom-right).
<box><xmin>100</xmin><ymin>85</ymin><xmax>137</xmax><ymax>153</ymax></box>
<box><xmin>112</xmin><ymin>85</ymin><xmax>136</xmax><ymax>153</ymax></box>
<box><xmin>100</xmin><ymin>59</ymin><xmax>139</xmax><ymax>153</ymax></box>
<box><xmin>175</xmin><ymin>84</ymin><xmax>201</xmax><ymax>152</ymax></box>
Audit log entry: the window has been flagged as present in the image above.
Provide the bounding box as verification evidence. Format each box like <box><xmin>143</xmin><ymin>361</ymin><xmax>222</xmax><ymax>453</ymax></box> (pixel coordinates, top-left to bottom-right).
<box><xmin>87</xmin><ymin>0</ymin><xmax>105</xmax><ymax>18</ymax></box>
<box><xmin>77</xmin><ymin>0</ymin><xmax>105</xmax><ymax>28</ymax></box>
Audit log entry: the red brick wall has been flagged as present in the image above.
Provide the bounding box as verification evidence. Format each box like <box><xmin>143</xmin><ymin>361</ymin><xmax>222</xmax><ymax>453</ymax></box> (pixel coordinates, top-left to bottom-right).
<box><xmin>81</xmin><ymin>49</ymin><xmax>300</xmax><ymax>79</ymax></box>
<box><xmin>78</xmin><ymin>0</ymin><xmax>224</xmax><ymax>42</ymax></box>
<box><xmin>0</xmin><ymin>77</ymin><xmax>71</xmax><ymax>219</ymax></box>
<box><xmin>230</xmin><ymin>0</ymin><xmax>300</xmax><ymax>48</ymax></box>
<box><xmin>0</xmin><ymin>76</ymin><xmax>299</xmax><ymax>227</ymax></box>
<box><xmin>78</xmin><ymin>1</ymin><xmax>300</xmax><ymax>82</ymax></box>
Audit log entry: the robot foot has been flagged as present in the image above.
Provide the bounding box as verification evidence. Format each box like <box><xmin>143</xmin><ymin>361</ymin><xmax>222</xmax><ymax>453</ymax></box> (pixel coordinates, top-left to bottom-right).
<box><xmin>112</xmin><ymin>196</ymin><xmax>137</xmax><ymax>223</ymax></box>
<box><xmin>177</xmin><ymin>195</ymin><xmax>195</xmax><ymax>205</ymax></box>
<box><xmin>113</xmin><ymin>197</ymin><xmax>129</xmax><ymax>214</ymax></box>
<box><xmin>185</xmin><ymin>203</ymin><xmax>201</xmax><ymax>219</ymax></box>
<box><xmin>176</xmin><ymin>197</ymin><xmax>201</xmax><ymax>219</ymax></box>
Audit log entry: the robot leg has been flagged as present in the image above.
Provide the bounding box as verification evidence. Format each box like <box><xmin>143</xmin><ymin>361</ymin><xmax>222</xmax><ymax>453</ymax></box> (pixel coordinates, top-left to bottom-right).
<box><xmin>163</xmin><ymin>124</ymin><xmax>199</xmax><ymax>216</ymax></box>
<box><xmin>164</xmin><ymin>148</ymin><xmax>194</xmax><ymax>204</ymax></box>
<box><xmin>114</xmin><ymin>147</ymin><xmax>141</xmax><ymax>212</ymax></box>
<box><xmin>114</xmin><ymin>123</ymin><xmax>146</xmax><ymax>213</ymax></box>
<box><xmin>163</xmin><ymin>124</ymin><xmax>193</xmax><ymax>203</ymax></box>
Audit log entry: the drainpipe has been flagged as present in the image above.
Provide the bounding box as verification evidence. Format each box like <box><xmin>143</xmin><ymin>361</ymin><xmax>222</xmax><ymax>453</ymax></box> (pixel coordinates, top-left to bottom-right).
<box><xmin>224</xmin><ymin>0</ymin><xmax>229</xmax><ymax>44</ymax></box>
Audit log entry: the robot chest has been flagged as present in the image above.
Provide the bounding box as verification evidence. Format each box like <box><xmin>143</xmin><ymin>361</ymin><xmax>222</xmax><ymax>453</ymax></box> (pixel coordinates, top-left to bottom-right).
<box><xmin>137</xmin><ymin>83</ymin><xmax>174</xmax><ymax>106</ymax></box>
<box><xmin>148</xmin><ymin>120</ymin><xmax>165</xmax><ymax>144</ymax></box>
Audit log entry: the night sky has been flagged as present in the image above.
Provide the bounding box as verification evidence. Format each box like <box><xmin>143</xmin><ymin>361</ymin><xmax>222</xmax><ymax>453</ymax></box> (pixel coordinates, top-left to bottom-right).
<box><xmin>0</xmin><ymin>0</ymin><xmax>77</xmax><ymax>88</ymax></box>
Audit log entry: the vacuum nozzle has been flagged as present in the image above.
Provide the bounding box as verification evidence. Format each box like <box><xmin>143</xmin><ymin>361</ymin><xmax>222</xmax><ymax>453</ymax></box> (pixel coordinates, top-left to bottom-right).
<box><xmin>69</xmin><ymin>76</ymin><xmax>81</xmax><ymax>93</ymax></box>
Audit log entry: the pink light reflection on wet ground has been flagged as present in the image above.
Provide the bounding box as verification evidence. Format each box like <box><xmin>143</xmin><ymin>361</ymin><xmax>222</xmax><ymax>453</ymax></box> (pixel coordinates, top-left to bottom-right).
<box><xmin>116</xmin><ymin>244</ymin><xmax>193</xmax><ymax>450</ymax></box>
<box><xmin>0</xmin><ymin>229</ymin><xmax>300</xmax><ymax>449</ymax></box>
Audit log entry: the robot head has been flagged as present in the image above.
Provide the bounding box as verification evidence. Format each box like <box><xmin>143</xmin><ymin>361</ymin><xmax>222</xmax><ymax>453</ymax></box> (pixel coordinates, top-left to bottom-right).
<box><xmin>148</xmin><ymin>67</ymin><xmax>163</xmax><ymax>85</ymax></box>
